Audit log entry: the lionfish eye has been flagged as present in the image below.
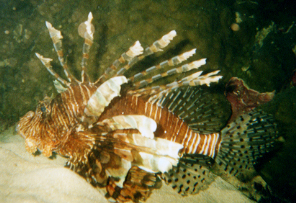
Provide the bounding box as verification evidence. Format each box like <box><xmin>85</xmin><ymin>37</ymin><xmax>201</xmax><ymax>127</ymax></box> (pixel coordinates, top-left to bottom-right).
<box><xmin>40</xmin><ymin>106</ymin><xmax>47</xmax><ymax>113</ymax></box>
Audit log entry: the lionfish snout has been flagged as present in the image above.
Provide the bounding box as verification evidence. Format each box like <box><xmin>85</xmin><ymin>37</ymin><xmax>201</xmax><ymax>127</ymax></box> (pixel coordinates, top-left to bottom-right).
<box><xmin>17</xmin><ymin>111</ymin><xmax>35</xmax><ymax>138</ymax></box>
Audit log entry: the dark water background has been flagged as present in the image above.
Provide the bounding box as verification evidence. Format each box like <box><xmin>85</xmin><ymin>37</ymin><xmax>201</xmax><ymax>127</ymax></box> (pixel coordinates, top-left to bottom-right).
<box><xmin>0</xmin><ymin>0</ymin><xmax>296</xmax><ymax>202</ymax></box>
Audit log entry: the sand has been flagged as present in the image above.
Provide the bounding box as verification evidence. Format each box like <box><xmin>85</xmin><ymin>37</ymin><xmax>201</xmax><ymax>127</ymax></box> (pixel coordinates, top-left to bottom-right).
<box><xmin>0</xmin><ymin>126</ymin><xmax>254</xmax><ymax>203</ymax></box>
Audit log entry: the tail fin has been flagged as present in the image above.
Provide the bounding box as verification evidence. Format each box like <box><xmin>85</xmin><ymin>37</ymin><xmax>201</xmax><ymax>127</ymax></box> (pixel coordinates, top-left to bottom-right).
<box><xmin>216</xmin><ymin>110</ymin><xmax>278</xmax><ymax>175</ymax></box>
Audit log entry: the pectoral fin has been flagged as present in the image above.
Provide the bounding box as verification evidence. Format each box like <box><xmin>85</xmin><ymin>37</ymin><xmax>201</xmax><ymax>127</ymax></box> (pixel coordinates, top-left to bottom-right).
<box><xmin>84</xmin><ymin>76</ymin><xmax>127</xmax><ymax>117</ymax></box>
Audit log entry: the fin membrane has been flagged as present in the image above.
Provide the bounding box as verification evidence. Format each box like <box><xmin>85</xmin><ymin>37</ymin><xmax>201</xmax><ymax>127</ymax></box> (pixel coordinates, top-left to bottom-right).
<box><xmin>161</xmin><ymin>154</ymin><xmax>215</xmax><ymax>195</ymax></box>
<box><xmin>106</xmin><ymin>166</ymin><xmax>160</xmax><ymax>202</ymax></box>
<box><xmin>159</xmin><ymin>86</ymin><xmax>230</xmax><ymax>134</ymax></box>
<box><xmin>84</xmin><ymin>76</ymin><xmax>128</xmax><ymax>118</ymax></box>
<box><xmin>216</xmin><ymin>109</ymin><xmax>278</xmax><ymax>175</ymax></box>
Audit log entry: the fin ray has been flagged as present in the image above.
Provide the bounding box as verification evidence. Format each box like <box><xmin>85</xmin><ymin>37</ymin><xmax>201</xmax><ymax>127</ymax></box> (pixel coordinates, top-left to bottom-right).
<box><xmin>78</xmin><ymin>12</ymin><xmax>94</xmax><ymax>83</ymax></box>
<box><xmin>216</xmin><ymin>109</ymin><xmax>278</xmax><ymax>174</ymax></box>
<box><xmin>162</xmin><ymin>154</ymin><xmax>215</xmax><ymax>195</ymax></box>
<box><xmin>158</xmin><ymin>87</ymin><xmax>230</xmax><ymax>134</ymax></box>
<box><xmin>45</xmin><ymin>21</ymin><xmax>79</xmax><ymax>83</ymax></box>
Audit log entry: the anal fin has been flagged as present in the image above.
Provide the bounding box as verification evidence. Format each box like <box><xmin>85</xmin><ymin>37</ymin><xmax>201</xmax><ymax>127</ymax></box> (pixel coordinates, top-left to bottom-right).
<box><xmin>161</xmin><ymin>154</ymin><xmax>215</xmax><ymax>195</ymax></box>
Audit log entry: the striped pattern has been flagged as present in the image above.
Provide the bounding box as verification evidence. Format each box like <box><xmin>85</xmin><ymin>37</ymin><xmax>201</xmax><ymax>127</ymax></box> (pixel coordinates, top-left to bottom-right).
<box><xmin>97</xmin><ymin>30</ymin><xmax>176</xmax><ymax>84</ymax></box>
<box><xmin>98</xmin><ymin>94</ymin><xmax>222</xmax><ymax>159</ymax></box>
<box><xmin>128</xmin><ymin>49</ymin><xmax>198</xmax><ymax>88</ymax></box>
<box><xmin>78</xmin><ymin>13</ymin><xmax>94</xmax><ymax>83</ymax></box>
<box><xmin>144</xmin><ymin>98</ymin><xmax>221</xmax><ymax>158</ymax></box>
<box><xmin>17</xmin><ymin>13</ymin><xmax>227</xmax><ymax>202</ymax></box>
<box><xmin>56</xmin><ymin>84</ymin><xmax>97</xmax><ymax>124</ymax></box>
<box><xmin>45</xmin><ymin>21</ymin><xmax>78</xmax><ymax>84</ymax></box>
<box><xmin>17</xmin><ymin>12</ymin><xmax>280</xmax><ymax>203</ymax></box>
<box><xmin>18</xmin><ymin>84</ymin><xmax>98</xmax><ymax>158</ymax></box>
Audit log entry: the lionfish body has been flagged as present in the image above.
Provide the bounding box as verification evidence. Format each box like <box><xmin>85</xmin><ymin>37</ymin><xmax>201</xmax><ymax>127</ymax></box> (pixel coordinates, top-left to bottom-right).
<box><xmin>18</xmin><ymin>13</ymin><xmax>278</xmax><ymax>202</ymax></box>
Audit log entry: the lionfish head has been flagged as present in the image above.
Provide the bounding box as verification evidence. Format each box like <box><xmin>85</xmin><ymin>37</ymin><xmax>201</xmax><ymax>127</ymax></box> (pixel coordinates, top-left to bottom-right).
<box><xmin>17</xmin><ymin>96</ymin><xmax>53</xmax><ymax>154</ymax></box>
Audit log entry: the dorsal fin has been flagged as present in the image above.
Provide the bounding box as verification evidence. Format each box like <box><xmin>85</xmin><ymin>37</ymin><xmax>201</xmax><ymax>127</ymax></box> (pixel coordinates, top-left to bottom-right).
<box><xmin>96</xmin><ymin>30</ymin><xmax>177</xmax><ymax>84</ymax></box>
<box><xmin>128</xmin><ymin>50</ymin><xmax>203</xmax><ymax>89</ymax></box>
<box><xmin>44</xmin><ymin>21</ymin><xmax>79</xmax><ymax>84</ymax></box>
<box><xmin>78</xmin><ymin>12</ymin><xmax>95</xmax><ymax>83</ymax></box>
<box><xmin>53</xmin><ymin>80</ymin><xmax>68</xmax><ymax>93</ymax></box>
<box><xmin>127</xmin><ymin>70</ymin><xmax>222</xmax><ymax>102</ymax></box>
<box><xmin>96</xmin><ymin>41</ymin><xmax>144</xmax><ymax>83</ymax></box>
<box><xmin>35</xmin><ymin>53</ymin><xmax>71</xmax><ymax>87</ymax></box>
<box><xmin>159</xmin><ymin>87</ymin><xmax>231</xmax><ymax>134</ymax></box>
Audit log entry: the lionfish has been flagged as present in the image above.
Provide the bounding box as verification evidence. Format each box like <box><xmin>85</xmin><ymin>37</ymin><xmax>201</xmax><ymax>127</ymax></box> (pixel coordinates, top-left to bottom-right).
<box><xmin>18</xmin><ymin>12</ymin><xmax>278</xmax><ymax>202</ymax></box>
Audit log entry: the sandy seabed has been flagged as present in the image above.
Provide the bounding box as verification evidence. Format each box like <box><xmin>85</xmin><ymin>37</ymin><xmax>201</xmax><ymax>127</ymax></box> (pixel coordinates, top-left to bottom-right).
<box><xmin>0</xmin><ymin>126</ymin><xmax>254</xmax><ymax>203</ymax></box>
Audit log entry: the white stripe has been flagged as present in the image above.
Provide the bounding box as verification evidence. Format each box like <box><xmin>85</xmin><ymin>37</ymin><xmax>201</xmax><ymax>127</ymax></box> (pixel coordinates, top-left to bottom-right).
<box><xmin>133</xmin><ymin>95</ymin><xmax>138</xmax><ymax>106</ymax></box>
<box><xmin>188</xmin><ymin>131</ymin><xmax>197</xmax><ymax>153</ymax></box>
<box><xmin>61</xmin><ymin>91</ymin><xmax>74</xmax><ymax>119</ymax></box>
<box><xmin>83</xmin><ymin>85</ymin><xmax>92</xmax><ymax>104</ymax></box>
<box><xmin>181</xmin><ymin>128</ymin><xmax>189</xmax><ymax>145</ymax></box>
<box><xmin>171</xmin><ymin>118</ymin><xmax>179</xmax><ymax>141</ymax></box>
<box><xmin>68</xmin><ymin>86</ymin><xmax>78</xmax><ymax>117</ymax></box>
<box><xmin>193</xmin><ymin>133</ymin><xmax>201</xmax><ymax>153</ymax></box>
<box><xmin>158</xmin><ymin>106</ymin><xmax>162</xmax><ymax>121</ymax></box>
<box><xmin>60</xmin><ymin>96</ymin><xmax>72</xmax><ymax>121</ymax></box>
<box><xmin>213</xmin><ymin>133</ymin><xmax>218</xmax><ymax>157</ymax></box>
<box><xmin>210</xmin><ymin>133</ymin><xmax>216</xmax><ymax>157</ymax></box>
<box><xmin>56</xmin><ymin>106</ymin><xmax>67</xmax><ymax>127</ymax></box>
<box><xmin>199</xmin><ymin>136</ymin><xmax>207</xmax><ymax>154</ymax></box>
<box><xmin>185</xmin><ymin>130</ymin><xmax>193</xmax><ymax>149</ymax></box>
<box><xmin>154</xmin><ymin>105</ymin><xmax>158</xmax><ymax>120</ymax></box>
<box><xmin>79</xmin><ymin>85</ymin><xmax>87</xmax><ymax>105</ymax></box>
<box><xmin>149</xmin><ymin>102</ymin><xmax>153</xmax><ymax>117</ymax></box>
<box><xmin>145</xmin><ymin>102</ymin><xmax>148</xmax><ymax>114</ymax></box>
<box><xmin>85</xmin><ymin>85</ymin><xmax>92</xmax><ymax>98</ymax></box>
<box><xmin>204</xmin><ymin>135</ymin><xmax>211</xmax><ymax>156</ymax></box>
<box><xmin>212</xmin><ymin>133</ymin><xmax>220</xmax><ymax>158</ymax></box>
<box><xmin>217</xmin><ymin>133</ymin><xmax>221</xmax><ymax>152</ymax></box>
<box><xmin>174</xmin><ymin>120</ymin><xmax>183</xmax><ymax>142</ymax></box>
